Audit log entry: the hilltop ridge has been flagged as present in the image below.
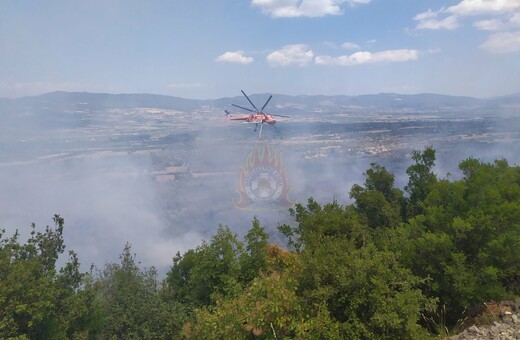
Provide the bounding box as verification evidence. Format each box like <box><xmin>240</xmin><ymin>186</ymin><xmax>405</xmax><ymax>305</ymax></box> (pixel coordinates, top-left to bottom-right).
<box><xmin>2</xmin><ymin>91</ymin><xmax>519</xmax><ymax>113</ymax></box>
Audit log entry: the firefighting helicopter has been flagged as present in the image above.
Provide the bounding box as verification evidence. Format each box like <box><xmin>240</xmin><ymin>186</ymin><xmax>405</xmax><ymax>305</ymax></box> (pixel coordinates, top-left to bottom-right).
<box><xmin>225</xmin><ymin>90</ymin><xmax>290</xmax><ymax>139</ymax></box>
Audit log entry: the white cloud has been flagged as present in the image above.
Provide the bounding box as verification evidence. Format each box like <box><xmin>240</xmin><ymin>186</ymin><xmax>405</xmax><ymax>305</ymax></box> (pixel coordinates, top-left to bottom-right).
<box><xmin>480</xmin><ymin>30</ymin><xmax>520</xmax><ymax>52</ymax></box>
<box><xmin>413</xmin><ymin>1</ymin><xmax>520</xmax><ymax>54</ymax></box>
<box><xmin>251</xmin><ymin>0</ymin><xmax>371</xmax><ymax>18</ymax></box>
<box><xmin>414</xmin><ymin>10</ymin><xmax>459</xmax><ymax>30</ymax></box>
<box><xmin>315</xmin><ymin>49</ymin><xmax>418</xmax><ymax>66</ymax></box>
<box><xmin>413</xmin><ymin>9</ymin><xmax>439</xmax><ymax>21</ymax></box>
<box><xmin>347</xmin><ymin>0</ymin><xmax>371</xmax><ymax>5</ymax></box>
<box><xmin>511</xmin><ymin>12</ymin><xmax>520</xmax><ymax>25</ymax></box>
<box><xmin>414</xmin><ymin>1</ymin><xmax>520</xmax><ymax>31</ymax></box>
<box><xmin>267</xmin><ymin>44</ymin><xmax>314</xmax><ymax>66</ymax></box>
<box><xmin>474</xmin><ymin>11</ymin><xmax>520</xmax><ymax>29</ymax></box>
<box><xmin>215</xmin><ymin>51</ymin><xmax>254</xmax><ymax>64</ymax></box>
<box><xmin>446</xmin><ymin>0</ymin><xmax>520</xmax><ymax>16</ymax></box>
<box><xmin>341</xmin><ymin>41</ymin><xmax>360</xmax><ymax>49</ymax></box>
<box><xmin>417</xmin><ymin>15</ymin><xmax>459</xmax><ymax>30</ymax></box>
<box><xmin>474</xmin><ymin>18</ymin><xmax>505</xmax><ymax>30</ymax></box>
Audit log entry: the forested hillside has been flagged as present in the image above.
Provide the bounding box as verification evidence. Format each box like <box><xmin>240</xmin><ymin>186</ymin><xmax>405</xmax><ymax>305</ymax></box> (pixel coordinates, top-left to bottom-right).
<box><xmin>1</xmin><ymin>148</ymin><xmax>519</xmax><ymax>339</ymax></box>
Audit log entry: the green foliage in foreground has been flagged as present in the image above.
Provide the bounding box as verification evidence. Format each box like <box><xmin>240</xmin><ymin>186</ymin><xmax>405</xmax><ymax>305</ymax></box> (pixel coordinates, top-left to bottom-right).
<box><xmin>0</xmin><ymin>216</ymin><xmax>83</xmax><ymax>339</ymax></box>
<box><xmin>1</xmin><ymin>147</ymin><xmax>519</xmax><ymax>339</ymax></box>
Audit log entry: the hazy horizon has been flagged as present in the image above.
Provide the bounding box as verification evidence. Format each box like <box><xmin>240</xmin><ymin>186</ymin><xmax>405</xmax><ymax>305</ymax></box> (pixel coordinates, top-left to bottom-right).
<box><xmin>2</xmin><ymin>89</ymin><xmax>519</xmax><ymax>101</ymax></box>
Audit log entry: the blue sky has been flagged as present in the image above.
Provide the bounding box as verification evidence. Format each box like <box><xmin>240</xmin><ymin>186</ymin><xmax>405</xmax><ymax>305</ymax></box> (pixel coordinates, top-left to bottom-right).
<box><xmin>1</xmin><ymin>0</ymin><xmax>519</xmax><ymax>99</ymax></box>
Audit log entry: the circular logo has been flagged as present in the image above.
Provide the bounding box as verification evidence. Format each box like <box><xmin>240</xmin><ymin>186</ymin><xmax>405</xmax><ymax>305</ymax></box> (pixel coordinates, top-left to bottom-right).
<box><xmin>244</xmin><ymin>166</ymin><xmax>283</xmax><ymax>207</ymax></box>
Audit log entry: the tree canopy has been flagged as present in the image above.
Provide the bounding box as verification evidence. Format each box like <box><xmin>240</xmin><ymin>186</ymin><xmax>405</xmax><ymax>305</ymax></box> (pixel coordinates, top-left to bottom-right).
<box><xmin>2</xmin><ymin>148</ymin><xmax>519</xmax><ymax>338</ymax></box>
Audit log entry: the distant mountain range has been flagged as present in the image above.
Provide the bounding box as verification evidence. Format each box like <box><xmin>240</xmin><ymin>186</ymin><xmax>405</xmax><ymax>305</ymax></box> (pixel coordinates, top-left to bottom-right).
<box><xmin>1</xmin><ymin>91</ymin><xmax>520</xmax><ymax>114</ymax></box>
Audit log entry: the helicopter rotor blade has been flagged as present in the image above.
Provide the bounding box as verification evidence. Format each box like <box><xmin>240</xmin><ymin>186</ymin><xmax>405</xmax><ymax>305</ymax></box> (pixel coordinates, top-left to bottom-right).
<box><xmin>260</xmin><ymin>95</ymin><xmax>272</xmax><ymax>113</ymax></box>
<box><xmin>232</xmin><ymin>104</ymin><xmax>256</xmax><ymax>113</ymax></box>
<box><xmin>241</xmin><ymin>90</ymin><xmax>259</xmax><ymax>113</ymax></box>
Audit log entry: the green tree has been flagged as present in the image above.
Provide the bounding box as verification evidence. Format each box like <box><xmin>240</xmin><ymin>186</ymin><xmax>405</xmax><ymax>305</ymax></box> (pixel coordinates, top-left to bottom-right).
<box><xmin>405</xmin><ymin>146</ymin><xmax>437</xmax><ymax>217</ymax></box>
<box><xmin>239</xmin><ymin>216</ymin><xmax>269</xmax><ymax>284</ymax></box>
<box><xmin>0</xmin><ymin>215</ymin><xmax>85</xmax><ymax>339</ymax></box>
<box><xmin>186</xmin><ymin>245</ymin><xmax>306</xmax><ymax>339</ymax></box>
<box><xmin>91</xmin><ymin>243</ymin><xmax>185</xmax><ymax>339</ymax></box>
<box><xmin>280</xmin><ymin>200</ymin><xmax>432</xmax><ymax>339</ymax></box>
<box><xmin>386</xmin><ymin>157</ymin><xmax>520</xmax><ymax>326</ymax></box>
<box><xmin>166</xmin><ymin>225</ymin><xmax>245</xmax><ymax>308</ymax></box>
<box><xmin>279</xmin><ymin>198</ymin><xmax>369</xmax><ymax>252</ymax></box>
<box><xmin>350</xmin><ymin>163</ymin><xmax>404</xmax><ymax>228</ymax></box>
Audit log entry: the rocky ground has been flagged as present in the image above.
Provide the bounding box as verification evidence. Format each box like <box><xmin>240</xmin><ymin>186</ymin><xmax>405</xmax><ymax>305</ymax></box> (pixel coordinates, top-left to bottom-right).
<box><xmin>451</xmin><ymin>299</ymin><xmax>520</xmax><ymax>340</ymax></box>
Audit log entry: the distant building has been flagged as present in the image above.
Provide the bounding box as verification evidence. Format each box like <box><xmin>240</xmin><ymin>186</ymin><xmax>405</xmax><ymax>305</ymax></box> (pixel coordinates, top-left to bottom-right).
<box><xmin>153</xmin><ymin>163</ymin><xmax>192</xmax><ymax>182</ymax></box>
